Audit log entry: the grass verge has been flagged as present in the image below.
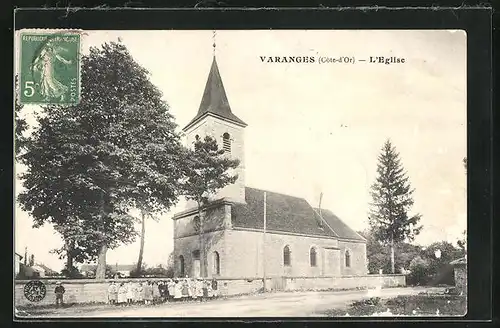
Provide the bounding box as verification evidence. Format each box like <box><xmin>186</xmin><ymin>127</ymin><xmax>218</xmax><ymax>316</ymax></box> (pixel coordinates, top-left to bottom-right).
<box><xmin>322</xmin><ymin>294</ymin><xmax>466</xmax><ymax>317</ymax></box>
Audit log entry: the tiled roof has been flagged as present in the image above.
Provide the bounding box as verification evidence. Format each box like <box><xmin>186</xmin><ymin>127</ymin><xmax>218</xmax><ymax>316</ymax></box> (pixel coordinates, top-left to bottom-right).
<box><xmin>35</xmin><ymin>263</ymin><xmax>57</xmax><ymax>274</ymax></box>
<box><xmin>450</xmin><ymin>257</ymin><xmax>467</xmax><ymax>266</ymax></box>
<box><xmin>183</xmin><ymin>56</ymin><xmax>247</xmax><ymax>131</ymax></box>
<box><xmin>231</xmin><ymin>187</ymin><xmax>365</xmax><ymax>242</ymax></box>
<box><xmin>313</xmin><ymin>208</ymin><xmax>366</xmax><ymax>241</ymax></box>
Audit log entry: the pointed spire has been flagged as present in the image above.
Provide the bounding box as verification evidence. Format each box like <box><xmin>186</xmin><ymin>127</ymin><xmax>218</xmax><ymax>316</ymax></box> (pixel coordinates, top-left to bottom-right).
<box><xmin>183</xmin><ymin>53</ymin><xmax>247</xmax><ymax>131</ymax></box>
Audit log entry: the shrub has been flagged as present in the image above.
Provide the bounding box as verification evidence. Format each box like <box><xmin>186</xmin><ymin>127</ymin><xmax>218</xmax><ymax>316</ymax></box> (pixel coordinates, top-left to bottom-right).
<box><xmin>407</xmin><ymin>256</ymin><xmax>430</xmax><ymax>285</ymax></box>
<box><xmin>60</xmin><ymin>266</ymin><xmax>84</xmax><ymax>279</ymax></box>
<box><xmin>352</xmin><ymin>297</ymin><xmax>381</xmax><ymax>307</ymax></box>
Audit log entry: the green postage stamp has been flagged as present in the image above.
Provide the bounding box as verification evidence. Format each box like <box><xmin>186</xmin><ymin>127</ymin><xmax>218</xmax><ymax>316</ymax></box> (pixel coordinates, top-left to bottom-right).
<box><xmin>19</xmin><ymin>31</ymin><xmax>81</xmax><ymax>105</ymax></box>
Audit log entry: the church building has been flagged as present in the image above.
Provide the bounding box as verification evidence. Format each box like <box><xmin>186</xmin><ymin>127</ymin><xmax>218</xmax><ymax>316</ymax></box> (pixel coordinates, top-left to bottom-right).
<box><xmin>172</xmin><ymin>54</ymin><xmax>368</xmax><ymax>279</ymax></box>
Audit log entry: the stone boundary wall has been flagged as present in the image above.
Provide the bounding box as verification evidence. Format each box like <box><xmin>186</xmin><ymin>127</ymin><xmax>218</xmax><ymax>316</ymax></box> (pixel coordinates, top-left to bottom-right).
<box><xmin>15</xmin><ymin>274</ymin><xmax>405</xmax><ymax>307</ymax></box>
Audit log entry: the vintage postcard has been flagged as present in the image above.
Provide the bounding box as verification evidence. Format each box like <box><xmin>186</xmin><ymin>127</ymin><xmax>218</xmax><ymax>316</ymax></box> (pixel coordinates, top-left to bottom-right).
<box><xmin>14</xmin><ymin>29</ymin><xmax>467</xmax><ymax>318</ymax></box>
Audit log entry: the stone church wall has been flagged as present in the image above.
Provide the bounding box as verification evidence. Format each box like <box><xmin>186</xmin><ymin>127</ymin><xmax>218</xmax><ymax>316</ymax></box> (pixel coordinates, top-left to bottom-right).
<box><xmin>338</xmin><ymin>240</ymin><xmax>368</xmax><ymax>276</ymax></box>
<box><xmin>173</xmin><ymin>230</ymin><xmax>226</xmax><ymax>278</ymax></box>
<box><xmin>223</xmin><ymin>229</ymin><xmax>367</xmax><ymax>278</ymax></box>
<box><xmin>173</xmin><ymin>205</ymin><xmax>227</xmax><ymax>239</ymax></box>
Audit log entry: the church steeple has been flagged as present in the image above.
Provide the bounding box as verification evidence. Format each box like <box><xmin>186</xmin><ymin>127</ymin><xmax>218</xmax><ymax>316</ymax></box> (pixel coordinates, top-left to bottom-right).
<box><xmin>183</xmin><ymin>56</ymin><xmax>247</xmax><ymax>131</ymax></box>
<box><xmin>182</xmin><ymin>46</ymin><xmax>247</xmax><ymax>205</ymax></box>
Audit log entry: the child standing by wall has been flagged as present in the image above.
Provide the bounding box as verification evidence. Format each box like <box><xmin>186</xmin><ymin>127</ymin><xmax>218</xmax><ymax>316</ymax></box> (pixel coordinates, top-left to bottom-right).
<box><xmin>136</xmin><ymin>282</ymin><xmax>144</xmax><ymax>304</ymax></box>
<box><xmin>118</xmin><ymin>283</ymin><xmax>127</xmax><ymax>306</ymax></box>
<box><xmin>126</xmin><ymin>281</ymin><xmax>134</xmax><ymax>306</ymax></box>
<box><xmin>167</xmin><ymin>279</ymin><xmax>175</xmax><ymax>302</ymax></box>
<box><xmin>152</xmin><ymin>281</ymin><xmax>161</xmax><ymax>304</ymax></box>
<box><xmin>173</xmin><ymin>279</ymin><xmax>182</xmax><ymax>301</ymax></box>
<box><xmin>108</xmin><ymin>282</ymin><xmax>118</xmax><ymax>305</ymax></box>
<box><xmin>144</xmin><ymin>281</ymin><xmax>153</xmax><ymax>305</ymax></box>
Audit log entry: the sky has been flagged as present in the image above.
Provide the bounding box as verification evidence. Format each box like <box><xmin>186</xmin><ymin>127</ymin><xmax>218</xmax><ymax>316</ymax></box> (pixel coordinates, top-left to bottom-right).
<box><xmin>14</xmin><ymin>30</ymin><xmax>467</xmax><ymax>272</ymax></box>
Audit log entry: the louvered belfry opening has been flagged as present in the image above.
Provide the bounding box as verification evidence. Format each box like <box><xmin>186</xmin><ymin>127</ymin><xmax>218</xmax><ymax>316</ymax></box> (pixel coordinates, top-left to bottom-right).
<box><xmin>223</xmin><ymin>132</ymin><xmax>231</xmax><ymax>153</ymax></box>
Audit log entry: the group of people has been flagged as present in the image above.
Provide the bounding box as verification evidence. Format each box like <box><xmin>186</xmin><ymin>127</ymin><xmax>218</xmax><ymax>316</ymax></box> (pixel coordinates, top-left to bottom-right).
<box><xmin>107</xmin><ymin>277</ymin><xmax>219</xmax><ymax>306</ymax></box>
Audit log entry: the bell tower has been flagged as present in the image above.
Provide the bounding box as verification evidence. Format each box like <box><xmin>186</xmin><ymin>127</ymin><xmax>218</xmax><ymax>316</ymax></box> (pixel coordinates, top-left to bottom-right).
<box><xmin>183</xmin><ymin>54</ymin><xmax>247</xmax><ymax>206</ymax></box>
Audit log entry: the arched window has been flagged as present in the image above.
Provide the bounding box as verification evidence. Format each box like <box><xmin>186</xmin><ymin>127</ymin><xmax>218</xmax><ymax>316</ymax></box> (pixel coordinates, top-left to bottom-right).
<box><xmin>283</xmin><ymin>245</ymin><xmax>291</xmax><ymax>266</ymax></box>
<box><xmin>310</xmin><ymin>247</ymin><xmax>317</xmax><ymax>267</ymax></box>
<box><xmin>345</xmin><ymin>250</ymin><xmax>351</xmax><ymax>268</ymax></box>
<box><xmin>213</xmin><ymin>251</ymin><xmax>220</xmax><ymax>275</ymax></box>
<box><xmin>193</xmin><ymin>216</ymin><xmax>200</xmax><ymax>233</ymax></box>
<box><xmin>222</xmin><ymin>133</ymin><xmax>231</xmax><ymax>153</ymax></box>
<box><xmin>179</xmin><ymin>255</ymin><xmax>185</xmax><ymax>276</ymax></box>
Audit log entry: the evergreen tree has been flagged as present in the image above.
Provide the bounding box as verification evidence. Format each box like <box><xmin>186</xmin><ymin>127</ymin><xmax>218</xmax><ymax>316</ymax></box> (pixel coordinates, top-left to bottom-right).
<box><xmin>18</xmin><ymin>42</ymin><xmax>186</xmax><ymax>279</ymax></box>
<box><xmin>181</xmin><ymin>135</ymin><xmax>240</xmax><ymax>277</ymax></box>
<box><xmin>369</xmin><ymin>139</ymin><xmax>422</xmax><ymax>274</ymax></box>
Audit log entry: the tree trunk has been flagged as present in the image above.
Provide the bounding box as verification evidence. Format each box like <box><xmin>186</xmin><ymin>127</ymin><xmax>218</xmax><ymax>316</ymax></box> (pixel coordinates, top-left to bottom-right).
<box><xmin>95</xmin><ymin>243</ymin><xmax>108</xmax><ymax>280</ymax></box>
<box><xmin>136</xmin><ymin>209</ymin><xmax>146</xmax><ymax>274</ymax></box>
<box><xmin>390</xmin><ymin>236</ymin><xmax>395</xmax><ymax>274</ymax></box>
<box><xmin>95</xmin><ymin>190</ymin><xmax>107</xmax><ymax>280</ymax></box>
<box><xmin>65</xmin><ymin>240</ymin><xmax>74</xmax><ymax>272</ymax></box>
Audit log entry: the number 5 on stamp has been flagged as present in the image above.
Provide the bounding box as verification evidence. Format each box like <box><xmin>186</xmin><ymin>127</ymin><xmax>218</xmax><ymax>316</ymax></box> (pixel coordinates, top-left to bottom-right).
<box><xmin>19</xmin><ymin>32</ymin><xmax>81</xmax><ymax>105</ymax></box>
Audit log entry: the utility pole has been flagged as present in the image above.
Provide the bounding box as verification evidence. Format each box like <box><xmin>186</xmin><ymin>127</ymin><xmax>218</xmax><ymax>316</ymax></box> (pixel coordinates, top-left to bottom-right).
<box><xmin>262</xmin><ymin>191</ymin><xmax>267</xmax><ymax>292</ymax></box>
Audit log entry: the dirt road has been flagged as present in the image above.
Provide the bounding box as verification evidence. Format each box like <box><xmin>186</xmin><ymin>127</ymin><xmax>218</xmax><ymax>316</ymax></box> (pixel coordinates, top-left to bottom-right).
<box><xmin>35</xmin><ymin>287</ymin><xmax>434</xmax><ymax>318</ymax></box>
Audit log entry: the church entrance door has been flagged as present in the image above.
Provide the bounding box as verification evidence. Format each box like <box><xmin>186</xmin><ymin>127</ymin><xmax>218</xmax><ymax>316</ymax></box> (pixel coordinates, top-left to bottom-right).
<box><xmin>193</xmin><ymin>259</ymin><xmax>201</xmax><ymax>278</ymax></box>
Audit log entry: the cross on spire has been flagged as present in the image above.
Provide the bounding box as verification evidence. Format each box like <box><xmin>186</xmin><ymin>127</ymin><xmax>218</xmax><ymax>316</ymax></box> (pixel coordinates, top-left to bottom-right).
<box><xmin>212</xmin><ymin>30</ymin><xmax>217</xmax><ymax>56</ymax></box>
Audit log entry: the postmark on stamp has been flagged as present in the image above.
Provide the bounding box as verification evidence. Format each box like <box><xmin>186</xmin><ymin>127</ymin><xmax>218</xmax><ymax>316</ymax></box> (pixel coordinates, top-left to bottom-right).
<box><xmin>23</xmin><ymin>280</ymin><xmax>46</xmax><ymax>302</ymax></box>
<box><xmin>19</xmin><ymin>31</ymin><xmax>81</xmax><ymax>105</ymax></box>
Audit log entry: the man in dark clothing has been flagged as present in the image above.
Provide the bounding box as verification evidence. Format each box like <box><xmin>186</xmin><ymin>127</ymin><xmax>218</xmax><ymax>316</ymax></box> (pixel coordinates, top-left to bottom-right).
<box><xmin>54</xmin><ymin>282</ymin><xmax>65</xmax><ymax>307</ymax></box>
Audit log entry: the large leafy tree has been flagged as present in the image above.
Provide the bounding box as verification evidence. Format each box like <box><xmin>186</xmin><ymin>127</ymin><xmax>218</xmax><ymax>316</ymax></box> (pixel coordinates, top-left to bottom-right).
<box><xmin>14</xmin><ymin>75</ymin><xmax>28</xmax><ymax>158</ymax></box>
<box><xmin>18</xmin><ymin>42</ymin><xmax>186</xmax><ymax>279</ymax></box>
<box><xmin>181</xmin><ymin>135</ymin><xmax>240</xmax><ymax>277</ymax></box>
<box><xmin>369</xmin><ymin>139</ymin><xmax>422</xmax><ymax>274</ymax></box>
<box><xmin>422</xmin><ymin>241</ymin><xmax>463</xmax><ymax>282</ymax></box>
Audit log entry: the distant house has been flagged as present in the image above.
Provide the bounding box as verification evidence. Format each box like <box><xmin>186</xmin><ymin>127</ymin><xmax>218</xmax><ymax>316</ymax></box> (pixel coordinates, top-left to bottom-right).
<box><xmin>80</xmin><ymin>264</ymin><xmax>136</xmax><ymax>278</ymax></box>
<box><xmin>36</xmin><ymin>263</ymin><xmax>59</xmax><ymax>276</ymax></box>
<box><xmin>30</xmin><ymin>265</ymin><xmax>46</xmax><ymax>278</ymax></box>
<box><xmin>20</xmin><ymin>263</ymin><xmax>57</xmax><ymax>278</ymax></box>
<box><xmin>113</xmin><ymin>264</ymin><xmax>136</xmax><ymax>277</ymax></box>
<box><xmin>15</xmin><ymin>253</ymin><xmax>23</xmax><ymax>276</ymax></box>
<box><xmin>450</xmin><ymin>257</ymin><xmax>467</xmax><ymax>295</ymax></box>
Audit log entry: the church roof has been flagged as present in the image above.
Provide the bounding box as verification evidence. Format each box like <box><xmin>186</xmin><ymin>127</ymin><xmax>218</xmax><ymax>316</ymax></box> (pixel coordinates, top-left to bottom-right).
<box><xmin>231</xmin><ymin>187</ymin><xmax>365</xmax><ymax>241</ymax></box>
<box><xmin>183</xmin><ymin>56</ymin><xmax>247</xmax><ymax>131</ymax></box>
<box><xmin>313</xmin><ymin>208</ymin><xmax>366</xmax><ymax>241</ymax></box>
